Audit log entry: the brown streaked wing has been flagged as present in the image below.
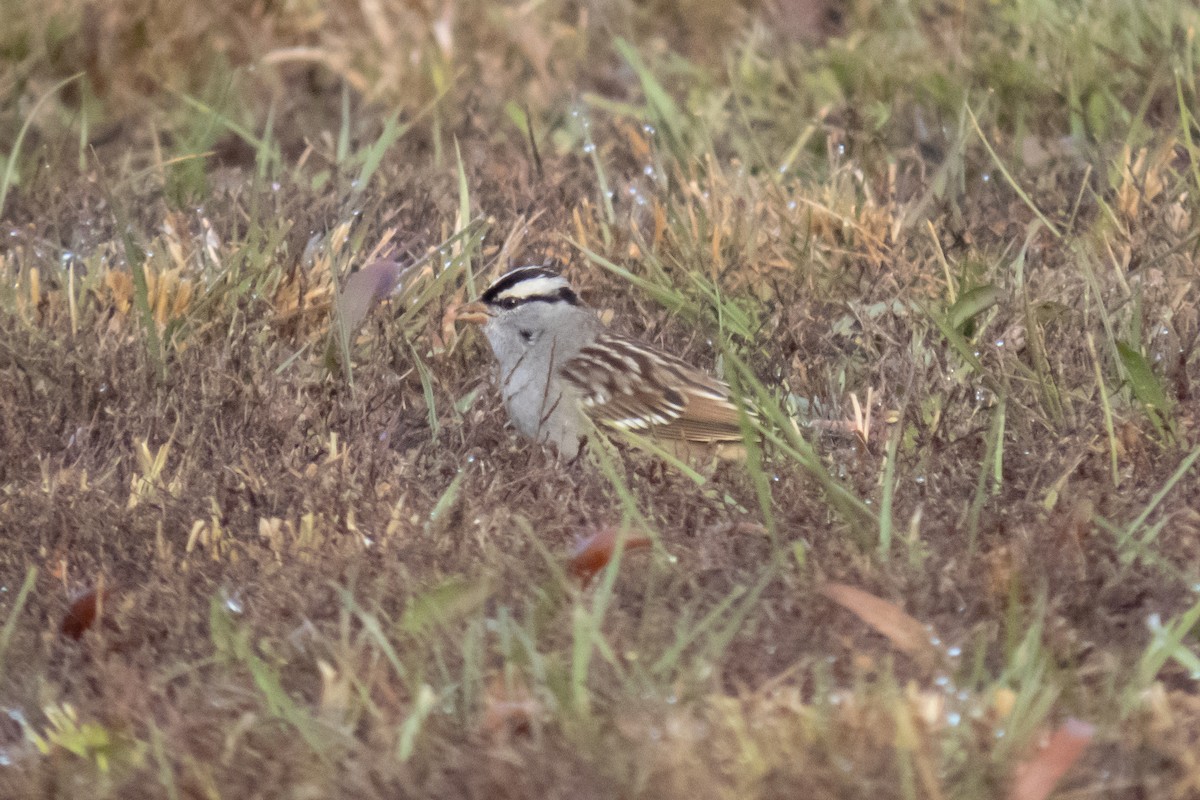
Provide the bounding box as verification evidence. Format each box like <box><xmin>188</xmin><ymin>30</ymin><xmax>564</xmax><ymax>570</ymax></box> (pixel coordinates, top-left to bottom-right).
<box><xmin>560</xmin><ymin>332</ymin><xmax>747</xmax><ymax>443</ymax></box>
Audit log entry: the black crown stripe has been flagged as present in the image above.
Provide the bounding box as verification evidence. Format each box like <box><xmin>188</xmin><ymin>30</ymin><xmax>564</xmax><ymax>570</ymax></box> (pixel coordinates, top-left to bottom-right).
<box><xmin>480</xmin><ymin>266</ymin><xmax>563</xmax><ymax>304</ymax></box>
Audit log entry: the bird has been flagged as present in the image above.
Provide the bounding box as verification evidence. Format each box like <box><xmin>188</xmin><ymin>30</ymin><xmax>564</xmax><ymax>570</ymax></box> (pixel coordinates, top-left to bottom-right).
<box><xmin>455</xmin><ymin>265</ymin><xmax>749</xmax><ymax>459</ymax></box>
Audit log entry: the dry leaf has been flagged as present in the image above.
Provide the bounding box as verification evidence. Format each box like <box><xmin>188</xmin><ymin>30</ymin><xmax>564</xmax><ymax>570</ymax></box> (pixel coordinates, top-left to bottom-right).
<box><xmin>335</xmin><ymin>258</ymin><xmax>411</xmax><ymax>336</ymax></box>
<box><xmin>61</xmin><ymin>577</ymin><xmax>110</xmax><ymax>640</ymax></box>
<box><xmin>819</xmin><ymin>582</ymin><xmax>938</xmax><ymax>667</ymax></box>
<box><xmin>568</xmin><ymin>527</ymin><xmax>652</xmax><ymax>585</ymax></box>
<box><xmin>1008</xmin><ymin>718</ymin><xmax>1094</xmax><ymax>800</ymax></box>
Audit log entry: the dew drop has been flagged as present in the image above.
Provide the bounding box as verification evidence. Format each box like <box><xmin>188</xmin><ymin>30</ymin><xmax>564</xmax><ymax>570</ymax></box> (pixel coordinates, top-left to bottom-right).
<box><xmin>223</xmin><ymin>590</ymin><xmax>244</xmax><ymax>615</ymax></box>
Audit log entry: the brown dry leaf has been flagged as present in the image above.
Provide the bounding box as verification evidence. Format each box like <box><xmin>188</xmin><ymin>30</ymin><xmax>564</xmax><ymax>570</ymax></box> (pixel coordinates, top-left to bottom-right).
<box><xmin>819</xmin><ymin>582</ymin><xmax>938</xmax><ymax>667</ymax></box>
<box><xmin>567</xmin><ymin>527</ymin><xmax>653</xmax><ymax>585</ymax></box>
<box><xmin>1008</xmin><ymin>718</ymin><xmax>1094</xmax><ymax>800</ymax></box>
<box><xmin>61</xmin><ymin>576</ymin><xmax>110</xmax><ymax>640</ymax></box>
<box><xmin>335</xmin><ymin>259</ymin><xmax>411</xmax><ymax>337</ymax></box>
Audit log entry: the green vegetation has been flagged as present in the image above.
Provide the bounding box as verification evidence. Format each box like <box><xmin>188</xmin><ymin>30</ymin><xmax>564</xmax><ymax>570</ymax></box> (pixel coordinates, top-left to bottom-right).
<box><xmin>2</xmin><ymin>0</ymin><xmax>1199</xmax><ymax>796</ymax></box>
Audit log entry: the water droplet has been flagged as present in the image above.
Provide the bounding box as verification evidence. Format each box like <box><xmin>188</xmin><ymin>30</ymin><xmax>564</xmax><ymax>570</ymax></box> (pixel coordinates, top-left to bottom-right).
<box><xmin>947</xmin><ymin>646</ymin><xmax>962</xmax><ymax>658</ymax></box>
<box><xmin>223</xmin><ymin>590</ymin><xmax>244</xmax><ymax>615</ymax></box>
<box><xmin>642</xmin><ymin>123</ymin><xmax>656</xmax><ymax>135</ymax></box>
<box><xmin>982</xmin><ymin>172</ymin><xmax>991</xmax><ymax>183</ymax></box>
<box><xmin>787</xmin><ymin>200</ymin><xmax>797</xmax><ymax>210</ymax></box>
<box><xmin>947</xmin><ymin>712</ymin><xmax>962</xmax><ymax>726</ymax></box>
<box><xmin>582</xmin><ymin>142</ymin><xmax>596</xmax><ymax>154</ymax></box>
<box><xmin>643</xmin><ymin>164</ymin><xmax>655</xmax><ymax>177</ymax></box>
<box><xmin>914</xmin><ymin>475</ymin><xmax>926</xmax><ymax>485</ymax></box>
<box><xmin>994</xmin><ymin>339</ymin><xmax>1005</xmax><ymax>348</ymax></box>
<box><xmin>271</xmin><ymin>181</ymin><xmax>281</xmax><ymax>192</ymax></box>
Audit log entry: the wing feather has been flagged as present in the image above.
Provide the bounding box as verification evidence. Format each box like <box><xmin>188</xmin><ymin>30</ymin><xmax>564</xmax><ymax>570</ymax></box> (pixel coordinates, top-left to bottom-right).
<box><xmin>559</xmin><ymin>332</ymin><xmax>750</xmax><ymax>443</ymax></box>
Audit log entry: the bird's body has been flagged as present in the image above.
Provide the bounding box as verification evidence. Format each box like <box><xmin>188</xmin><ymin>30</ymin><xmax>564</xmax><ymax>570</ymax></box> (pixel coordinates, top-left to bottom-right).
<box><xmin>458</xmin><ymin>266</ymin><xmax>747</xmax><ymax>458</ymax></box>
<box><xmin>481</xmin><ymin>295</ymin><xmax>602</xmax><ymax>456</ymax></box>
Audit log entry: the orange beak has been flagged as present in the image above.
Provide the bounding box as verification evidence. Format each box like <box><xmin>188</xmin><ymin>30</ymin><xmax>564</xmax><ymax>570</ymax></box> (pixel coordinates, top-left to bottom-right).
<box><xmin>455</xmin><ymin>301</ymin><xmax>491</xmax><ymax>326</ymax></box>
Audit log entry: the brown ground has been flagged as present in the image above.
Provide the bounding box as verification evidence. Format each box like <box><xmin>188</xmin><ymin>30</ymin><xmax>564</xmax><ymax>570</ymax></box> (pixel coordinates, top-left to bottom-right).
<box><xmin>2</xmin><ymin>1</ymin><xmax>1200</xmax><ymax>797</ymax></box>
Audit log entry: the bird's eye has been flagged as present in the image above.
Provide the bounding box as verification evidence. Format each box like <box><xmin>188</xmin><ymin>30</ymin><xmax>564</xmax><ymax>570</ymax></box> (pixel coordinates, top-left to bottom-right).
<box><xmin>498</xmin><ymin>298</ymin><xmax>520</xmax><ymax>310</ymax></box>
<box><xmin>519</xmin><ymin>329</ymin><xmax>535</xmax><ymax>343</ymax></box>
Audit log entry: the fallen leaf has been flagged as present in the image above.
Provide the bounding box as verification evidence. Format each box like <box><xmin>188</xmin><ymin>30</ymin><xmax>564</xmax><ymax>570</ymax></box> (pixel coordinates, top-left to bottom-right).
<box><xmin>61</xmin><ymin>580</ymin><xmax>109</xmax><ymax>640</ymax></box>
<box><xmin>568</xmin><ymin>527</ymin><xmax>652</xmax><ymax>585</ymax></box>
<box><xmin>1009</xmin><ymin>718</ymin><xmax>1095</xmax><ymax>800</ymax></box>
<box><xmin>334</xmin><ymin>259</ymin><xmax>413</xmax><ymax>337</ymax></box>
<box><xmin>819</xmin><ymin>582</ymin><xmax>938</xmax><ymax>666</ymax></box>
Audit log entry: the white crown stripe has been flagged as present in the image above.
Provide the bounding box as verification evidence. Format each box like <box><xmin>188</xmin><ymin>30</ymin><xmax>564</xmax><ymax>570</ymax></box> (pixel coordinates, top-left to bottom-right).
<box><xmin>494</xmin><ymin>274</ymin><xmax>571</xmax><ymax>300</ymax></box>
